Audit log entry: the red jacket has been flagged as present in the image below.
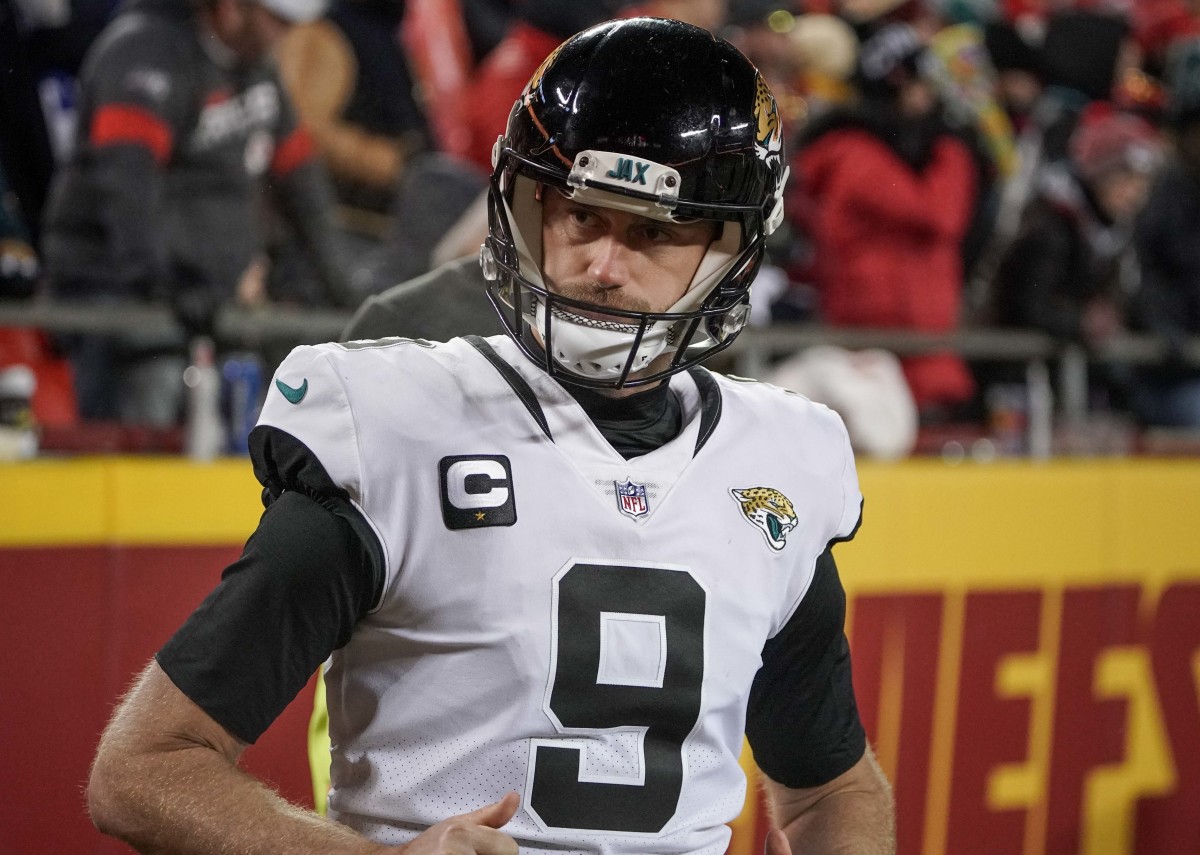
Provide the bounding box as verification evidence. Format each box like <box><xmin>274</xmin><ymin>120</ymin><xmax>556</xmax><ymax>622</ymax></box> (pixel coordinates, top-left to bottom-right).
<box><xmin>792</xmin><ymin>123</ymin><xmax>979</xmax><ymax>408</ymax></box>
<box><xmin>463</xmin><ymin>24</ymin><xmax>563</xmax><ymax>174</ymax></box>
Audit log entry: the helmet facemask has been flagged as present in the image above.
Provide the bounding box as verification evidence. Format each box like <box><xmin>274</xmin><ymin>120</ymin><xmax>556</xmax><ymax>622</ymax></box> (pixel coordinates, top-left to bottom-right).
<box><xmin>481</xmin><ymin>148</ymin><xmax>771</xmax><ymax>389</ymax></box>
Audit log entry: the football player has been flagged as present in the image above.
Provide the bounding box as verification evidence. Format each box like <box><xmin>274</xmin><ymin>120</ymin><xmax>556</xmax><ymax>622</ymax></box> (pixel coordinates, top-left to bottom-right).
<box><xmin>87</xmin><ymin>18</ymin><xmax>895</xmax><ymax>855</ymax></box>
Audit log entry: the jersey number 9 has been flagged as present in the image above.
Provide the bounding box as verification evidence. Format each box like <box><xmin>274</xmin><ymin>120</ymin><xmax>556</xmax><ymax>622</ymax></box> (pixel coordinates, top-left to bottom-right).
<box><xmin>527</xmin><ymin>562</ymin><xmax>707</xmax><ymax>834</ymax></box>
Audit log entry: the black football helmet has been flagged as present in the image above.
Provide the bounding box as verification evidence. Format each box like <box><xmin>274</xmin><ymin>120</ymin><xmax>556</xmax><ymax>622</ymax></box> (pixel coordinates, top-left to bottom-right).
<box><xmin>480</xmin><ymin>17</ymin><xmax>788</xmax><ymax>389</ymax></box>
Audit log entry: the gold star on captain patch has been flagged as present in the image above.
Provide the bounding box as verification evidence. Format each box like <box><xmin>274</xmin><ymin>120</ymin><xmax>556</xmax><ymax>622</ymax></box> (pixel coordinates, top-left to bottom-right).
<box><xmin>475</xmin><ymin>512</ymin><xmax>486</xmax><ymax>521</ymax></box>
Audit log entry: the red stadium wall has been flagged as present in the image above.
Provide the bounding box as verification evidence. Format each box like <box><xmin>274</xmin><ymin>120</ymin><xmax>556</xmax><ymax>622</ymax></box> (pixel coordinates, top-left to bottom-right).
<box><xmin>0</xmin><ymin>543</ymin><xmax>320</xmax><ymax>855</ymax></box>
<box><xmin>2</xmin><ymin>458</ymin><xmax>1198</xmax><ymax>855</ymax></box>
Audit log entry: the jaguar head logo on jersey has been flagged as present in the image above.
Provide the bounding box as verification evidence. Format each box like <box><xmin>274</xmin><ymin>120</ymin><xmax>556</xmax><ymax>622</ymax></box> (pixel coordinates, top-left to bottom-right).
<box><xmin>731</xmin><ymin>487</ymin><xmax>798</xmax><ymax>551</ymax></box>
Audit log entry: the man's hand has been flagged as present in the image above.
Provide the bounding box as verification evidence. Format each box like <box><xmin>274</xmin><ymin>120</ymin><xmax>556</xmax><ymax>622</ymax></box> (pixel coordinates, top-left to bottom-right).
<box><xmin>765</xmin><ymin>828</ymin><xmax>793</xmax><ymax>855</ymax></box>
<box><xmin>399</xmin><ymin>792</ymin><xmax>521</xmax><ymax>854</ymax></box>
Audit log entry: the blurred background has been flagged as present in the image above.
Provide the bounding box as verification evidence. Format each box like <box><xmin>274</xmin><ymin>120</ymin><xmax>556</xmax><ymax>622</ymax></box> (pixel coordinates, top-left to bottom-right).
<box><xmin>2</xmin><ymin>0</ymin><xmax>1199</xmax><ymax>853</ymax></box>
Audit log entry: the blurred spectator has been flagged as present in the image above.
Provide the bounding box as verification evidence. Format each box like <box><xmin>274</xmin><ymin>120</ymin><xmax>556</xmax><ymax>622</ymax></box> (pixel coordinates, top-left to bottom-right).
<box><xmin>19</xmin><ymin>0</ymin><xmax>121</xmax><ymax>84</ymax></box>
<box><xmin>790</xmin><ymin>22</ymin><xmax>986</xmax><ymax>417</ymax></box>
<box><xmin>342</xmin><ymin>255</ymin><xmax>502</xmax><ymax>341</ymax></box>
<box><xmin>970</xmin><ymin>8</ymin><xmax>1136</xmax><ymax>321</ymax></box>
<box><xmin>1128</xmin><ymin>35</ymin><xmax>1200</xmax><ymax>427</ymax></box>
<box><xmin>984</xmin><ymin>18</ymin><xmax>1043</xmax><ymax>131</ymax></box>
<box><xmin>788</xmin><ymin>13</ymin><xmax>860</xmax><ymax>122</ymax></box>
<box><xmin>273</xmin><ymin>0</ymin><xmax>488</xmax><ymax>301</ymax></box>
<box><xmin>726</xmin><ymin>5</ymin><xmax>858</xmax><ymax>137</ymax></box>
<box><xmin>925</xmin><ymin>23</ymin><xmax>1016</xmax><ymax>178</ymax></box>
<box><xmin>400</xmin><ymin>0</ymin><xmax>480</xmax><ymax>159</ymax></box>
<box><xmin>459</xmin><ymin>0</ymin><xmax>515</xmax><ymax>63</ymax></box>
<box><xmin>725</xmin><ymin>4</ymin><xmax>807</xmax><ymax>130</ymax></box>
<box><xmin>1134</xmin><ymin>0</ymin><xmax>1200</xmax><ymax>76</ymax></box>
<box><xmin>275</xmin><ymin>0</ymin><xmax>432</xmax><ymax>218</ymax></box>
<box><xmin>460</xmin><ymin>1</ymin><xmax>726</xmax><ymax>175</ymax></box>
<box><xmin>923</xmin><ymin>20</ymin><xmax>1015</xmax><ymax>282</ymax></box>
<box><xmin>336</xmin><ymin>150</ymin><xmax>488</xmax><ymax>300</ymax></box>
<box><xmin>992</xmin><ymin>106</ymin><xmax>1161</xmax><ymax>410</ymax></box>
<box><xmin>1034</xmin><ymin>8</ymin><xmax>1137</xmax><ymax>164</ymax></box>
<box><xmin>41</xmin><ymin>0</ymin><xmax>353</xmax><ymax>425</ymax></box>
<box><xmin>460</xmin><ymin>2</ymin><xmax>630</xmax><ymax>174</ymax></box>
<box><xmin>0</xmin><ymin>0</ymin><xmax>59</xmax><ymax>247</ymax></box>
<box><xmin>0</xmin><ymin>157</ymin><xmax>77</xmax><ymax>432</ymax></box>
<box><xmin>0</xmin><ymin>161</ymin><xmax>39</xmax><ymax>300</ymax></box>
<box><xmin>994</xmin><ymin>106</ymin><xmax>1160</xmax><ymax>343</ymax></box>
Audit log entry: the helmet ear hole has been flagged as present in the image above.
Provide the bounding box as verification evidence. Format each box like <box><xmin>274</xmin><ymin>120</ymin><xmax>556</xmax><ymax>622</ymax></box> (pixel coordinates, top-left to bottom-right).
<box><xmin>715</xmin><ymin>303</ymin><xmax>751</xmax><ymax>341</ymax></box>
<box><xmin>479</xmin><ymin>244</ymin><xmax>499</xmax><ymax>281</ymax></box>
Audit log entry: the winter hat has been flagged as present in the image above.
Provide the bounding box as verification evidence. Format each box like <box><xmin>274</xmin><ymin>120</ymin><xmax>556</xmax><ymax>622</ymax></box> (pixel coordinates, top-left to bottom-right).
<box><xmin>1068</xmin><ymin>104</ymin><xmax>1162</xmax><ymax>181</ymax></box>
<box><xmin>790</xmin><ymin>13</ymin><xmax>860</xmax><ymax>82</ymax></box>
<box><xmin>984</xmin><ymin>19</ymin><xmax>1042</xmax><ymax>76</ymax></box>
<box><xmin>856</xmin><ymin>21</ymin><xmax>927</xmax><ymax>97</ymax></box>
<box><xmin>1041</xmin><ymin>9</ymin><xmax>1131</xmax><ymax>100</ymax></box>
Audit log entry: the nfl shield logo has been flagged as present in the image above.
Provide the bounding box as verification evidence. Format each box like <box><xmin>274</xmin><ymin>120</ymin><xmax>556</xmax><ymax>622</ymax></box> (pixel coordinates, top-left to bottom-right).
<box><xmin>615</xmin><ymin>478</ymin><xmax>649</xmax><ymax>519</ymax></box>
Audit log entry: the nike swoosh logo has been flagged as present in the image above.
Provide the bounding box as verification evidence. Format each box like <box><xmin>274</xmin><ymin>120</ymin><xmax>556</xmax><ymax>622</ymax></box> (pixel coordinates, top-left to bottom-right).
<box><xmin>275</xmin><ymin>377</ymin><xmax>308</xmax><ymax>404</ymax></box>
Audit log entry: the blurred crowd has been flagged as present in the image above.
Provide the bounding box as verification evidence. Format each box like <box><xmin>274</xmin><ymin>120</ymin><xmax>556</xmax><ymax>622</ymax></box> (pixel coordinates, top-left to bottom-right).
<box><xmin>3</xmin><ymin>0</ymin><xmax>1200</xmax><ymax>457</ymax></box>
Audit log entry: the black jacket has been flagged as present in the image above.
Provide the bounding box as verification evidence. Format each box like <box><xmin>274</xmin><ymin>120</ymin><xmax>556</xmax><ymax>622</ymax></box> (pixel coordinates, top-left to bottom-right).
<box><xmin>1132</xmin><ymin>157</ymin><xmax>1200</xmax><ymax>380</ymax></box>
<box><xmin>42</xmin><ymin>0</ymin><xmax>352</xmax><ymax>317</ymax></box>
<box><xmin>994</xmin><ymin>164</ymin><xmax>1135</xmax><ymax>341</ymax></box>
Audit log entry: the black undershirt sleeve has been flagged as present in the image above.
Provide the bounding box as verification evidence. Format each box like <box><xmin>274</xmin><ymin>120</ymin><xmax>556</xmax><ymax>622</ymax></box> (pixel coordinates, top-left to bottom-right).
<box><xmin>155</xmin><ymin>427</ymin><xmax>383</xmax><ymax>744</ymax></box>
<box><xmin>744</xmin><ymin>547</ymin><xmax>866</xmax><ymax>789</ymax></box>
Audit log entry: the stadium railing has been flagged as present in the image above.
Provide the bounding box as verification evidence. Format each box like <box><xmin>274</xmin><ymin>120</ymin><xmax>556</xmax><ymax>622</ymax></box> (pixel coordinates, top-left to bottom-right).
<box><xmin>3</xmin><ymin>300</ymin><xmax>1200</xmax><ymax>457</ymax></box>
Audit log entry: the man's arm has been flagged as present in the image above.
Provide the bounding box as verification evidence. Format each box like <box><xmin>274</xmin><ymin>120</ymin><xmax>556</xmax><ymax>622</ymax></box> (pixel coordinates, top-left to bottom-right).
<box><xmin>762</xmin><ymin>746</ymin><xmax>895</xmax><ymax>855</ymax></box>
<box><xmin>88</xmin><ymin>428</ymin><xmax>520</xmax><ymax>854</ymax></box>
<box><xmin>87</xmin><ymin>660</ymin><xmax>386</xmax><ymax>854</ymax></box>
<box><xmin>747</xmin><ymin>545</ymin><xmax>893</xmax><ymax>854</ymax></box>
<box><xmin>89</xmin><ymin>660</ymin><xmax>523</xmax><ymax>855</ymax></box>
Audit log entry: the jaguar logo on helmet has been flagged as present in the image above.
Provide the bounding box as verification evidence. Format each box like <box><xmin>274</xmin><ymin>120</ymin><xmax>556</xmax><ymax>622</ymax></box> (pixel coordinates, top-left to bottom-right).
<box><xmin>754</xmin><ymin>75</ymin><xmax>783</xmax><ymax>162</ymax></box>
<box><xmin>525</xmin><ymin>43</ymin><xmax>566</xmax><ymax>104</ymax></box>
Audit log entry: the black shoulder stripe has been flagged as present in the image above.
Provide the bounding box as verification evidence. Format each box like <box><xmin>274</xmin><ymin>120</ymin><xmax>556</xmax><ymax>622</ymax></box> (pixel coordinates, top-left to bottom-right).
<box><xmin>248</xmin><ymin>424</ymin><xmax>386</xmax><ymax>607</ymax></box>
<box><xmin>464</xmin><ymin>335</ymin><xmax>553</xmax><ymax>440</ymax></box>
<box><xmin>687</xmin><ymin>366</ymin><xmax>723</xmax><ymax>456</ymax></box>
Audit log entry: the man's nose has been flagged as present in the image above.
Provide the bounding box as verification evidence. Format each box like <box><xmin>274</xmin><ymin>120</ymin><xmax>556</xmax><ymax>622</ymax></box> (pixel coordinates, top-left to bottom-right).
<box><xmin>586</xmin><ymin>235</ymin><xmax>632</xmax><ymax>289</ymax></box>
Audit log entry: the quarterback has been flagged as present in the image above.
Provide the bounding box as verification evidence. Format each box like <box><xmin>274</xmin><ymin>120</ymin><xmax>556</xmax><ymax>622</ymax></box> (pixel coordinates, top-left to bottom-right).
<box><xmin>87</xmin><ymin>18</ymin><xmax>895</xmax><ymax>855</ymax></box>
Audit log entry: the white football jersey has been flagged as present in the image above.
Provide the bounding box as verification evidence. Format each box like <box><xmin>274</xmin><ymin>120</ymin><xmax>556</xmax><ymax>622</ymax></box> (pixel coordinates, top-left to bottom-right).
<box><xmin>257</xmin><ymin>335</ymin><xmax>862</xmax><ymax>854</ymax></box>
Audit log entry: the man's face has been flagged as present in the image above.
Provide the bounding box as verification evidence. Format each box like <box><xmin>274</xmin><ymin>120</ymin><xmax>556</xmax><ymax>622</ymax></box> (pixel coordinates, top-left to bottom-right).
<box><xmin>898</xmin><ymin>78</ymin><xmax>937</xmax><ymax>119</ymax></box>
<box><xmin>1094</xmin><ymin>169</ymin><xmax>1152</xmax><ymax>224</ymax></box>
<box><xmin>218</xmin><ymin>0</ymin><xmax>292</xmax><ymax>63</ymax></box>
<box><xmin>540</xmin><ymin>189</ymin><xmax>716</xmax><ymax>318</ymax></box>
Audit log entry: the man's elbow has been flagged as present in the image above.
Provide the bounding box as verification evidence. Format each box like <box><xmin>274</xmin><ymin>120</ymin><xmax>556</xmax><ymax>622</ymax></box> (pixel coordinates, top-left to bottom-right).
<box><xmin>86</xmin><ymin>740</ymin><xmax>132</xmax><ymax>838</ymax></box>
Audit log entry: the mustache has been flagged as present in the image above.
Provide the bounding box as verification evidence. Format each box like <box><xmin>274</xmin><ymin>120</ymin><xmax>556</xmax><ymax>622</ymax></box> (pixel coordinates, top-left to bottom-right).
<box><xmin>546</xmin><ymin>279</ymin><xmax>655</xmax><ymax>313</ymax></box>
